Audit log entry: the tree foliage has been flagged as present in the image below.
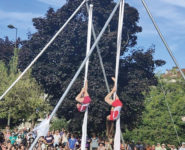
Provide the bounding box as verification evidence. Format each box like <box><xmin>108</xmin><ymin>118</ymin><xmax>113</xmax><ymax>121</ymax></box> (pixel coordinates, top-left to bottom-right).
<box><xmin>0</xmin><ymin>37</ymin><xmax>14</xmax><ymax>65</ymax></box>
<box><xmin>50</xmin><ymin>118</ymin><xmax>69</xmax><ymax>131</ymax></box>
<box><xmin>18</xmin><ymin>0</ymin><xmax>165</xmax><ymax>132</ymax></box>
<box><xmin>0</xmin><ymin>49</ymin><xmax>51</xmax><ymax>128</ymax></box>
<box><xmin>124</xmin><ymin>75</ymin><xmax>185</xmax><ymax>145</ymax></box>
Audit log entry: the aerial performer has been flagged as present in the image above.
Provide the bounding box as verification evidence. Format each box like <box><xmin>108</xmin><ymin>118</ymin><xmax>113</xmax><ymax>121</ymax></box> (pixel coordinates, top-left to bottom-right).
<box><xmin>76</xmin><ymin>81</ymin><xmax>91</xmax><ymax>112</ymax></box>
<box><xmin>105</xmin><ymin>77</ymin><xmax>123</xmax><ymax>121</ymax></box>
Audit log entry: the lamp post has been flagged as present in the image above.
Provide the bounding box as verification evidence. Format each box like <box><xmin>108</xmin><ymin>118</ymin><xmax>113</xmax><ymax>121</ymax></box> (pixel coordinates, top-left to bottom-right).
<box><xmin>7</xmin><ymin>24</ymin><xmax>18</xmax><ymax>49</ymax></box>
<box><xmin>7</xmin><ymin>24</ymin><xmax>18</xmax><ymax>127</ymax></box>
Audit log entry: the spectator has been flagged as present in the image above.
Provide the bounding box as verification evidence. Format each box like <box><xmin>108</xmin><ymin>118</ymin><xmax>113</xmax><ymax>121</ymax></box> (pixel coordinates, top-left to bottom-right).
<box><xmin>5</xmin><ymin>131</ymin><xmax>11</xmax><ymax>142</ymax></box>
<box><xmin>135</xmin><ymin>142</ymin><xmax>140</xmax><ymax>150</ymax></box>
<box><xmin>16</xmin><ymin>135</ymin><xmax>22</xmax><ymax>145</ymax></box>
<box><xmin>91</xmin><ymin>133</ymin><xmax>99</xmax><ymax>150</ymax></box>
<box><xmin>68</xmin><ymin>134</ymin><xmax>77</xmax><ymax>150</ymax></box>
<box><xmin>179</xmin><ymin>142</ymin><xmax>185</xmax><ymax>150</ymax></box>
<box><xmin>139</xmin><ymin>142</ymin><xmax>144</xmax><ymax>150</ymax></box>
<box><xmin>105</xmin><ymin>138</ymin><xmax>112</xmax><ymax>150</ymax></box>
<box><xmin>27</xmin><ymin>133</ymin><xmax>34</xmax><ymax>147</ymax></box>
<box><xmin>45</xmin><ymin>131</ymin><xmax>54</xmax><ymax>147</ymax></box>
<box><xmin>161</xmin><ymin>144</ymin><xmax>166</xmax><ymax>150</ymax></box>
<box><xmin>60</xmin><ymin>128</ymin><xmax>65</xmax><ymax>136</ymax></box>
<box><xmin>155</xmin><ymin>143</ymin><xmax>162</xmax><ymax>150</ymax></box>
<box><xmin>151</xmin><ymin>145</ymin><xmax>155</xmax><ymax>150</ymax></box>
<box><xmin>53</xmin><ymin>130</ymin><xmax>61</xmax><ymax>147</ymax></box>
<box><xmin>127</xmin><ymin>143</ymin><xmax>132</xmax><ymax>150</ymax></box>
<box><xmin>98</xmin><ymin>143</ymin><xmax>106</xmax><ymax>150</ymax></box>
<box><xmin>62</xmin><ymin>131</ymin><xmax>68</xmax><ymax>146</ymax></box>
<box><xmin>128</xmin><ymin>141</ymin><xmax>135</xmax><ymax>150</ymax></box>
<box><xmin>9</xmin><ymin>133</ymin><xmax>17</xmax><ymax>145</ymax></box>
<box><xmin>86</xmin><ymin>136</ymin><xmax>91</xmax><ymax>150</ymax></box>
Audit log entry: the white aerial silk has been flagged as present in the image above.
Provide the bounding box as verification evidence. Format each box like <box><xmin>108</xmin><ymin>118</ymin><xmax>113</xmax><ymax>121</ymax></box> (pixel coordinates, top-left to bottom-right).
<box><xmin>81</xmin><ymin>4</ymin><xmax>93</xmax><ymax>150</ymax></box>
<box><xmin>29</xmin><ymin>118</ymin><xmax>50</xmax><ymax>150</ymax></box>
<box><xmin>114</xmin><ymin>0</ymin><xmax>125</xmax><ymax>149</ymax></box>
<box><xmin>33</xmin><ymin>118</ymin><xmax>50</xmax><ymax>137</ymax></box>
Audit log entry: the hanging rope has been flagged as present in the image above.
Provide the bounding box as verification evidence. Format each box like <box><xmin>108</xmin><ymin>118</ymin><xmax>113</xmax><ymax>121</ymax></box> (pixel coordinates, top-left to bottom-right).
<box><xmin>158</xmin><ymin>75</ymin><xmax>181</xmax><ymax>145</ymax></box>
<box><xmin>114</xmin><ymin>0</ymin><xmax>125</xmax><ymax>149</ymax></box>
<box><xmin>81</xmin><ymin>4</ymin><xmax>93</xmax><ymax>150</ymax></box>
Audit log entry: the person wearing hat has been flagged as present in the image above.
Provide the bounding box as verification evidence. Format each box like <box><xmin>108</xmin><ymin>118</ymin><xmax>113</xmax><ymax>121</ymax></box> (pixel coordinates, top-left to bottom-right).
<box><xmin>179</xmin><ymin>142</ymin><xmax>185</xmax><ymax>150</ymax></box>
<box><xmin>155</xmin><ymin>143</ymin><xmax>162</xmax><ymax>150</ymax></box>
<box><xmin>162</xmin><ymin>144</ymin><xmax>166</xmax><ymax>150</ymax></box>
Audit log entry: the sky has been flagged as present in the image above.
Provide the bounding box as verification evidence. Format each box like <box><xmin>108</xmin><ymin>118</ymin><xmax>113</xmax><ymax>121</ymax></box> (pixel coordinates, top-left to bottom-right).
<box><xmin>0</xmin><ymin>0</ymin><xmax>185</xmax><ymax>73</ymax></box>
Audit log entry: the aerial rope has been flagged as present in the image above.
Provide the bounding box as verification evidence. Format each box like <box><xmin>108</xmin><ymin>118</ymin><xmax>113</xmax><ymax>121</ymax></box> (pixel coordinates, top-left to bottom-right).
<box><xmin>86</xmin><ymin>2</ymin><xmax>126</xmax><ymax>146</ymax></box>
<box><xmin>104</xmin><ymin>0</ymin><xmax>124</xmax><ymax>149</ymax></box>
<box><xmin>141</xmin><ymin>0</ymin><xmax>185</xmax><ymax>81</ymax></box>
<box><xmin>0</xmin><ymin>0</ymin><xmax>87</xmax><ymax>101</ymax></box>
<box><xmin>80</xmin><ymin>4</ymin><xmax>93</xmax><ymax>150</ymax></box>
<box><xmin>113</xmin><ymin>0</ymin><xmax>125</xmax><ymax>149</ymax></box>
<box><xmin>29</xmin><ymin>2</ymin><xmax>120</xmax><ymax>149</ymax></box>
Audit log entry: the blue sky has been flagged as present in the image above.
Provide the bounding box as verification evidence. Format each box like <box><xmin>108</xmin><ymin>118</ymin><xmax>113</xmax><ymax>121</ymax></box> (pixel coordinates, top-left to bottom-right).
<box><xmin>0</xmin><ymin>0</ymin><xmax>185</xmax><ymax>72</ymax></box>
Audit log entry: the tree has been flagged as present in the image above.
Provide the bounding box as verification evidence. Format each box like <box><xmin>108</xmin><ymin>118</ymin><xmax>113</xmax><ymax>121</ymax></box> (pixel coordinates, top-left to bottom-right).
<box><xmin>124</xmin><ymin>74</ymin><xmax>185</xmax><ymax>145</ymax></box>
<box><xmin>0</xmin><ymin>49</ymin><xmax>51</xmax><ymax>128</ymax></box>
<box><xmin>50</xmin><ymin>118</ymin><xmax>69</xmax><ymax>131</ymax></box>
<box><xmin>18</xmin><ymin>0</ymin><xmax>165</xmax><ymax>132</ymax></box>
<box><xmin>0</xmin><ymin>37</ymin><xmax>14</xmax><ymax>65</ymax></box>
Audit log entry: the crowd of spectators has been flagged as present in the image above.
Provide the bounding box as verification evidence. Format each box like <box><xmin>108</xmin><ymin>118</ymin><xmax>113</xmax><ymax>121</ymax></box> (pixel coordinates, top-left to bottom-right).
<box><xmin>0</xmin><ymin>126</ymin><xmax>113</xmax><ymax>150</ymax></box>
<box><xmin>0</xmin><ymin>126</ymin><xmax>185</xmax><ymax>150</ymax></box>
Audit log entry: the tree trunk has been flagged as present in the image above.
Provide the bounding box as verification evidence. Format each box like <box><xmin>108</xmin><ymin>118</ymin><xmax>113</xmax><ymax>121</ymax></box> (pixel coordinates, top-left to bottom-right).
<box><xmin>7</xmin><ymin>110</ymin><xmax>11</xmax><ymax>127</ymax></box>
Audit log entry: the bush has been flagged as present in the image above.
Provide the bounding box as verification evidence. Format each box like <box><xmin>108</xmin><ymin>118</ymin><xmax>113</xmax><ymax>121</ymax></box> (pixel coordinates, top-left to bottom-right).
<box><xmin>50</xmin><ymin>118</ymin><xmax>69</xmax><ymax>131</ymax></box>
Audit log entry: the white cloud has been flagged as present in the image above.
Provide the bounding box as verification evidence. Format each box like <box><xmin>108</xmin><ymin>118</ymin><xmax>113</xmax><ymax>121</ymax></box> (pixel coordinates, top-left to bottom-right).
<box><xmin>37</xmin><ymin>0</ymin><xmax>66</xmax><ymax>7</ymax></box>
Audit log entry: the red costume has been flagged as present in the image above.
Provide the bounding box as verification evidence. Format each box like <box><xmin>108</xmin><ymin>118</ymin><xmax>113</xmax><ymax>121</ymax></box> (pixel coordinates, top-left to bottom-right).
<box><xmin>77</xmin><ymin>96</ymin><xmax>91</xmax><ymax>112</ymax></box>
<box><xmin>109</xmin><ymin>99</ymin><xmax>123</xmax><ymax>121</ymax></box>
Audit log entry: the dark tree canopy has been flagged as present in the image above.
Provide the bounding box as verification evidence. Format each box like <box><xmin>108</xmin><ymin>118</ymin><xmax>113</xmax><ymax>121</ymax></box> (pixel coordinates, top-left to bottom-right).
<box><xmin>18</xmin><ymin>0</ymin><xmax>165</xmax><ymax>132</ymax></box>
<box><xmin>0</xmin><ymin>37</ymin><xmax>14</xmax><ymax>64</ymax></box>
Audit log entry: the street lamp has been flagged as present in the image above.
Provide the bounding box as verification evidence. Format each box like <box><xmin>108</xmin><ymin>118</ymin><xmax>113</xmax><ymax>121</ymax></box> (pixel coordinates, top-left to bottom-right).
<box><xmin>7</xmin><ymin>24</ymin><xmax>18</xmax><ymax>127</ymax></box>
<box><xmin>7</xmin><ymin>24</ymin><xmax>18</xmax><ymax>49</ymax></box>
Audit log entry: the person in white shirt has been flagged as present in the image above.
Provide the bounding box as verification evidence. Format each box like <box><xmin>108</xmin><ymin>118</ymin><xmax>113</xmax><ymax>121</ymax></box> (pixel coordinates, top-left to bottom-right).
<box><xmin>91</xmin><ymin>133</ymin><xmax>99</xmax><ymax>150</ymax></box>
<box><xmin>179</xmin><ymin>142</ymin><xmax>185</xmax><ymax>150</ymax></box>
<box><xmin>53</xmin><ymin>130</ymin><xmax>61</xmax><ymax>147</ymax></box>
<box><xmin>162</xmin><ymin>144</ymin><xmax>166</xmax><ymax>150</ymax></box>
<box><xmin>16</xmin><ymin>135</ymin><xmax>22</xmax><ymax>145</ymax></box>
<box><xmin>62</xmin><ymin>131</ymin><xmax>68</xmax><ymax>146</ymax></box>
<box><xmin>98</xmin><ymin>143</ymin><xmax>106</xmax><ymax>150</ymax></box>
<box><xmin>155</xmin><ymin>143</ymin><xmax>162</xmax><ymax>150</ymax></box>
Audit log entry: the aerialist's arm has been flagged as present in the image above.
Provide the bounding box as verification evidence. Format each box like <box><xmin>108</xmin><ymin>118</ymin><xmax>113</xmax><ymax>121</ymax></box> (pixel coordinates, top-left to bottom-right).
<box><xmin>105</xmin><ymin>85</ymin><xmax>116</xmax><ymax>106</ymax></box>
<box><xmin>105</xmin><ymin>77</ymin><xmax>119</xmax><ymax>105</ymax></box>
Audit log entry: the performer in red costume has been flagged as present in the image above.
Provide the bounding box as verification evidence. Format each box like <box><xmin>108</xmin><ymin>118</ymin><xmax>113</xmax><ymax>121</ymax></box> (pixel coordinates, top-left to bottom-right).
<box><xmin>105</xmin><ymin>77</ymin><xmax>123</xmax><ymax>121</ymax></box>
<box><xmin>75</xmin><ymin>81</ymin><xmax>91</xmax><ymax>112</ymax></box>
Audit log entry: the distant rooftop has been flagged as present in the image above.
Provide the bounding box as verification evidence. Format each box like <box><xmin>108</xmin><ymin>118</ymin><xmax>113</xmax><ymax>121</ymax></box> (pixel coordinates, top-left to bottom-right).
<box><xmin>162</xmin><ymin>67</ymin><xmax>185</xmax><ymax>79</ymax></box>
